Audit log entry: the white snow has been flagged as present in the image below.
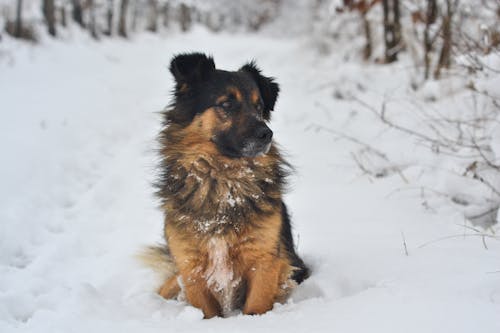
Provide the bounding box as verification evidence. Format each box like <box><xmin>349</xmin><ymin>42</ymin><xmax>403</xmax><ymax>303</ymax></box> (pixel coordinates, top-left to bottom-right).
<box><xmin>1</xmin><ymin>27</ymin><xmax>499</xmax><ymax>333</ymax></box>
<box><xmin>226</xmin><ymin>192</ymin><xmax>236</xmax><ymax>207</ymax></box>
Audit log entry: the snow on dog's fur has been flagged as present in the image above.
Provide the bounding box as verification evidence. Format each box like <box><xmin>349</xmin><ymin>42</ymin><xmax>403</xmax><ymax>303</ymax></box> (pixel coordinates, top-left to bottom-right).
<box><xmin>142</xmin><ymin>53</ymin><xmax>309</xmax><ymax>318</ymax></box>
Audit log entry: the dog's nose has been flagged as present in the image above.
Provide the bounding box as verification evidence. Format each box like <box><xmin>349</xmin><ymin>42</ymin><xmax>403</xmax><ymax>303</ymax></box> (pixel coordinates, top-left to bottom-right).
<box><xmin>255</xmin><ymin>126</ymin><xmax>273</xmax><ymax>143</ymax></box>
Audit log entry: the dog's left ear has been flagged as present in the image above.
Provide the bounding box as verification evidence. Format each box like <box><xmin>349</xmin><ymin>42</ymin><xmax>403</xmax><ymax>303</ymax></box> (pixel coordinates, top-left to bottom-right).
<box><xmin>170</xmin><ymin>52</ymin><xmax>216</xmax><ymax>87</ymax></box>
<box><xmin>239</xmin><ymin>62</ymin><xmax>280</xmax><ymax>120</ymax></box>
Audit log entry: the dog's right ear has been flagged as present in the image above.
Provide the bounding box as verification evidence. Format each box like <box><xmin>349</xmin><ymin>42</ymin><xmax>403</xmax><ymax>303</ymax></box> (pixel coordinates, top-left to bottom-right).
<box><xmin>169</xmin><ymin>53</ymin><xmax>215</xmax><ymax>86</ymax></box>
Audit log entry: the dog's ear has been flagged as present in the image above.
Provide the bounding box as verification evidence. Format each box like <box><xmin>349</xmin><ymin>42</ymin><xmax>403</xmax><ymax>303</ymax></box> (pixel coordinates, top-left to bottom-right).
<box><xmin>239</xmin><ymin>61</ymin><xmax>279</xmax><ymax>120</ymax></box>
<box><xmin>169</xmin><ymin>53</ymin><xmax>215</xmax><ymax>86</ymax></box>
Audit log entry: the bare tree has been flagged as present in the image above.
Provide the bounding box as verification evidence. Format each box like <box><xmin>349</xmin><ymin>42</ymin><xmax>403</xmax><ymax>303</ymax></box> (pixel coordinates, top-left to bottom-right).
<box><xmin>15</xmin><ymin>0</ymin><xmax>23</xmax><ymax>38</ymax></box>
<box><xmin>60</xmin><ymin>3</ymin><xmax>67</xmax><ymax>28</ymax></box>
<box><xmin>42</xmin><ymin>0</ymin><xmax>57</xmax><ymax>37</ymax></box>
<box><xmin>7</xmin><ymin>0</ymin><xmax>36</xmax><ymax>41</ymax></box>
<box><xmin>118</xmin><ymin>0</ymin><xmax>130</xmax><ymax>38</ymax></box>
<box><xmin>88</xmin><ymin>0</ymin><xmax>98</xmax><ymax>39</ymax></box>
<box><xmin>162</xmin><ymin>2</ymin><xmax>170</xmax><ymax>28</ymax></box>
<box><xmin>147</xmin><ymin>0</ymin><xmax>159</xmax><ymax>32</ymax></box>
<box><xmin>423</xmin><ymin>0</ymin><xmax>438</xmax><ymax>80</ymax></box>
<box><xmin>131</xmin><ymin>0</ymin><xmax>139</xmax><ymax>31</ymax></box>
<box><xmin>104</xmin><ymin>0</ymin><xmax>114</xmax><ymax>36</ymax></box>
<box><xmin>361</xmin><ymin>10</ymin><xmax>372</xmax><ymax>60</ymax></box>
<box><xmin>72</xmin><ymin>0</ymin><xmax>85</xmax><ymax>28</ymax></box>
<box><xmin>382</xmin><ymin>0</ymin><xmax>402</xmax><ymax>63</ymax></box>
<box><xmin>434</xmin><ymin>0</ymin><xmax>457</xmax><ymax>79</ymax></box>
<box><xmin>179</xmin><ymin>3</ymin><xmax>191</xmax><ymax>32</ymax></box>
<box><xmin>338</xmin><ymin>1</ymin><xmax>381</xmax><ymax>60</ymax></box>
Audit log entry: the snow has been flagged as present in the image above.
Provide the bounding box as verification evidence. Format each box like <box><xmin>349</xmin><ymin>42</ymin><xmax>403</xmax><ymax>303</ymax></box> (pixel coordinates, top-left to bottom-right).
<box><xmin>1</xmin><ymin>27</ymin><xmax>500</xmax><ymax>332</ymax></box>
<box><xmin>226</xmin><ymin>192</ymin><xmax>236</xmax><ymax>207</ymax></box>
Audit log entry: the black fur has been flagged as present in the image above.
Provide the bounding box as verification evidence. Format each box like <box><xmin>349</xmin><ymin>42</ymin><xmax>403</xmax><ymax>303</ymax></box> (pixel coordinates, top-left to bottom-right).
<box><xmin>156</xmin><ymin>148</ymin><xmax>290</xmax><ymax>234</ymax></box>
<box><xmin>280</xmin><ymin>202</ymin><xmax>310</xmax><ymax>283</ymax></box>
<box><xmin>239</xmin><ymin>61</ymin><xmax>280</xmax><ymax>120</ymax></box>
<box><xmin>169</xmin><ymin>52</ymin><xmax>215</xmax><ymax>85</ymax></box>
<box><xmin>158</xmin><ymin>52</ymin><xmax>308</xmax><ymax>285</ymax></box>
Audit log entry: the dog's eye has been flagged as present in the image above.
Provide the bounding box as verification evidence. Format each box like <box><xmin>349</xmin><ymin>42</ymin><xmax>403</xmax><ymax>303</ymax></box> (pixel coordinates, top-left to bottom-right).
<box><xmin>221</xmin><ymin>101</ymin><xmax>232</xmax><ymax>109</ymax></box>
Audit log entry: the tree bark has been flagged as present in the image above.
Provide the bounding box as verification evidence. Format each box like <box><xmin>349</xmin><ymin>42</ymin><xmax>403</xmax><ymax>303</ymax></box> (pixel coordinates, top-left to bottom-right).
<box><xmin>423</xmin><ymin>0</ymin><xmax>438</xmax><ymax>80</ymax></box>
<box><xmin>162</xmin><ymin>2</ymin><xmax>170</xmax><ymax>28</ymax></box>
<box><xmin>147</xmin><ymin>0</ymin><xmax>158</xmax><ymax>32</ymax></box>
<box><xmin>43</xmin><ymin>0</ymin><xmax>57</xmax><ymax>37</ymax></box>
<box><xmin>15</xmin><ymin>0</ymin><xmax>23</xmax><ymax>38</ymax></box>
<box><xmin>60</xmin><ymin>5</ymin><xmax>67</xmax><ymax>27</ymax></box>
<box><xmin>72</xmin><ymin>0</ymin><xmax>85</xmax><ymax>28</ymax></box>
<box><xmin>88</xmin><ymin>0</ymin><xmax>98</xmax><ymax>39</ymax></box>
<box><xmin>104</xmin><ymin>0</ymin><xmax>114</xmax><ymax>36</ymax></box>
<box><xmin>434</xmin><ymin>0</ymin><xmax>454</xmax><ymax>79</ymax></box>
<box><xmin>131</xmin><ymin>0</ymin><xmax>138</xmax><ymax>31</ymax></box>
<box><xmin>179</xmin><ymin>3</ymin><xmax>191</xmax><ymax>32</ymax></box>
<box><xmin>362</xmin><ymin>12</ymin><xmax>372</xmax><ymax>60</ymax></box>
<box><xmin>382</xmin><ymin>0</ymin><xmax>402</xmax><ymax>63</ymax></box>
<box><xmin>118</xmin><ymin>0</ymin><xmax>129</xmax><ymax>38</ymax></box>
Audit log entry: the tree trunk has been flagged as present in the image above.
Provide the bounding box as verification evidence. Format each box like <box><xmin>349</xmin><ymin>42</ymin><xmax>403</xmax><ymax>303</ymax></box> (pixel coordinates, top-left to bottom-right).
<box><xmin>362</xmin><ymin>12</ymin><xmax>372</xmax><ymax>60</ymax></box>
<box><xmin>179</xmin><ymin>3</ymin><xmax>191</xmax><ymax>32</ymax></box>
<box><xmin>72</xmin><ymin>0</ymin><xmax>85</xmax><ymax>28</ymax></box>
<box><xmin>60</xmin><ymin>5</ymin><xmax>67</xmax><ymax>27</ymax></box>
<box><xmin>104</xmin><ymin>0</ymin><xmax>114</xmax><ymax>36</ymax></box>
<box><xmin>434</xmin><ymin>0</ymin><xmax>453</xmax><ymax>79</ymax></box>
<box><xmin>88</xmin><ymin>0</ymin><xmax>98</xmax><ymax>39</ymax></box>
<box><xmin>131</xmin><ymin>0</ymin><xmax>138</xmax><ymax>31</ymax></box>
<box><xmin>162</xmin><ymin>3</ymin><xmax>170</xmax><ymax>28</ymax></box>
<box><xmin>43</xmin><ymin>0</ymin><xmax>57</xmax><ymax>37</ymax></box>
<box><xmin>423</xmin><ymin>0</ymin><xmax>438</xmax><ymax>80</ymax></box>
<box><xmin>118</xmin><ymin>0</ymin><xmax>129</xmax><ymax>38</ymax></box>
<box><xmin>15</xmin><ymin>0</ymin><xmax>23</xmax><ymax>38</ymax></box>
<box><xmin>147</xmin><ymin>0</ymin><xmax>158</xmax><ymax>32</ymax></box>
<box><xmin>382</xmin><ymin>0</ymin><xmax>402</xmax><ymax>63</ymax></box>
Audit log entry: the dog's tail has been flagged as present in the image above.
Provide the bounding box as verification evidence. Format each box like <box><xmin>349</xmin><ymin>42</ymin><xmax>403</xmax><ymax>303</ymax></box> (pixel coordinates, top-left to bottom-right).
<box><xmin>137</xmin><ymin>245</ymin><xmax>177</xmax><ymax>281</ymax></box>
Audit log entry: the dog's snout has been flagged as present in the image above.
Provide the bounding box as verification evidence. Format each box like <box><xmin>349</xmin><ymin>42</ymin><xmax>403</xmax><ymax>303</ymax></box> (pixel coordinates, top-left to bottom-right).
<box><xmin>256</xmin><ymin>126</ymin><xmax>273</xmax><ymax>143</ymax></box>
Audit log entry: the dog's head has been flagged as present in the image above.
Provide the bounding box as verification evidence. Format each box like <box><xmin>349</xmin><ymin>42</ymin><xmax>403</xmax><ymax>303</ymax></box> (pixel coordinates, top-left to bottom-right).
<box><xmin>167</xmin><ymin>52</ymin><xmax>279</xmax><ymax>158</ymax></box>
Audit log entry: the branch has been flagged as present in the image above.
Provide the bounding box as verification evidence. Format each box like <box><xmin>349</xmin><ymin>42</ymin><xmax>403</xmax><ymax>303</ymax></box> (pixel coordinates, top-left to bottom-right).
<box><xmin>418</xmin><ymin>233</ymin><xmax>499</xmax><ymax>249</ymax></box>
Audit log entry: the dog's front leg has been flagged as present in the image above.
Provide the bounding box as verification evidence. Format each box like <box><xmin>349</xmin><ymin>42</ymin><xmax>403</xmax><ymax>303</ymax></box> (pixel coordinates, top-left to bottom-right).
<box><xmin>242</xmin><ymin>258</ymin><xmax>281</xmax><ymax>315</ymax></box>
<box><xmin>182</xmin><ymin>273</ymin><xmax>222</xmax><ymax>318</ymax></box>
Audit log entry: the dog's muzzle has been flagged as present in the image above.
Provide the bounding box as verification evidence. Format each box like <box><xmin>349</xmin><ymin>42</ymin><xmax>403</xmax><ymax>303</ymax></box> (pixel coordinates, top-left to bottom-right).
<box><xmin>241</xmin><ymin>125</ymin><xmax>273</xmax><ymax>158</ymax></box>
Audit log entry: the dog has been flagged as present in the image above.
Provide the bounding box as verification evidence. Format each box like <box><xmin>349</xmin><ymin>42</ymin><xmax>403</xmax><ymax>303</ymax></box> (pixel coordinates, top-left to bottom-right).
<box><xmin>143</xmin><ymin>53</ymin><xmax>309</xmax><ymax>318</ymax></box>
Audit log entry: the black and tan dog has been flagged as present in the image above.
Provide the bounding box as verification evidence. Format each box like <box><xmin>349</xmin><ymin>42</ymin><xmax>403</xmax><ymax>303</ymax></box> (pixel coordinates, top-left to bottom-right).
<box><xmin>144</xmin><ymin>53</ymin><xmax>308</xmax><ymax>318</ymax></box>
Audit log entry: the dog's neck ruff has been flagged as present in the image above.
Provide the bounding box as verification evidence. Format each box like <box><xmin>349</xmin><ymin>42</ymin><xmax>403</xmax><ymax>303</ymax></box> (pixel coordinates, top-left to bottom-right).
<box><xmin>160</xmin><ymin>144</ymin><xmax>286</xmax><ymax>235</ymax></box>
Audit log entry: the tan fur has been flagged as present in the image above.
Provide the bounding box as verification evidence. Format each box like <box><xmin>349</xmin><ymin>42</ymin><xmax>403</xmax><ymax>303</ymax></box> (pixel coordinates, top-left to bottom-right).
<box><xmin>158</xmin><ymin>275</ymin><xmax>181</xmax><ymax>300</ymax></box>
<box><xmin>137</xmin><ymin>246</ymin><xmax>177</xmax><ymax>281</ymax></box>
<box><xmin>216</xmin><ymin>95</ymin><xmax>228</xmax><ymax>104</ymax></box>
<box><xmin>155</xmin><ymin>93</ymin><xmax>297</xmax><ymax>318</ymax></box>
<box><xmin>227</xmin><ymin>86</ymin><xmax>243</xmax><ymax>102</ymax></box>
<box><xmin>165</xmin><ymin>210</ymin><xmax>294</xmax><ymax>317</ymax></box>
<box><xmin>250</xmin><ymin>89</ymin><xmax>260</xmax><ymax>104</ymax></box>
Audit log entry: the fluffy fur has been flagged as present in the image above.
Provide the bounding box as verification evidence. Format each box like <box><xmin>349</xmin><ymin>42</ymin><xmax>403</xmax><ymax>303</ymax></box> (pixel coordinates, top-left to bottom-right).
<box><xmin>143</xmin><ymin>53</ymin><xmax>309</xmax><ymax>318</ymax></box>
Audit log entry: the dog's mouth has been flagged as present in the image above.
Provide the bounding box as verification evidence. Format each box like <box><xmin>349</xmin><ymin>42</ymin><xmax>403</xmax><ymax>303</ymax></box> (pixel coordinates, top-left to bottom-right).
<box><xmin>240</xmin><ymin>141</ymin><xmax>272</xmax><ymax>158</ymax></box>
<box><xmin>213</xmin><ymin>135</ymin><xmax>272</xmax><ymax>159</ymax></box>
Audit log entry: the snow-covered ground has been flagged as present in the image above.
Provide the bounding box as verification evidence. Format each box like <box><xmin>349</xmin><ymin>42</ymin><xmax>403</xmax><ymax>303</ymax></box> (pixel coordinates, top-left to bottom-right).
<box><xmin>1</xmin><ymin>28</ymin><xmax>499</xmax><ymax>332</ymax></box>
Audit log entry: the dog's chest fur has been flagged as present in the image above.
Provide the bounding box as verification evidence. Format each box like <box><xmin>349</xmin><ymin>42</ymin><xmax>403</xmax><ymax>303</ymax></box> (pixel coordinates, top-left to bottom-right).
<box><xmin>161</xmin><ymin>148</ymin><xmax>284</xmax><ymax>235</ymax></box>
<box><xmin>160</xmin><ymin>148</ymin><xmax>287</xmax><ymax>314</ymax></box>
<box><xmin>203</xmin><ymin>237</ymin><xmax>242</xmax><ymax>315</ymax></box>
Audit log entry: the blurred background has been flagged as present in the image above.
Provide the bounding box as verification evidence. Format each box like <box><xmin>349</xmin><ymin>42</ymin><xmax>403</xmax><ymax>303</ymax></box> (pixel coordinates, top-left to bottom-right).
<box><xmin>3</xmin><ymin>1</ymin><xmax>500</xmax><ymax>63</ymax></box>
<box><xmin>1</xmin><ymin>1</ymin><xmax>499</xmax><ymax>332</ymax></box>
